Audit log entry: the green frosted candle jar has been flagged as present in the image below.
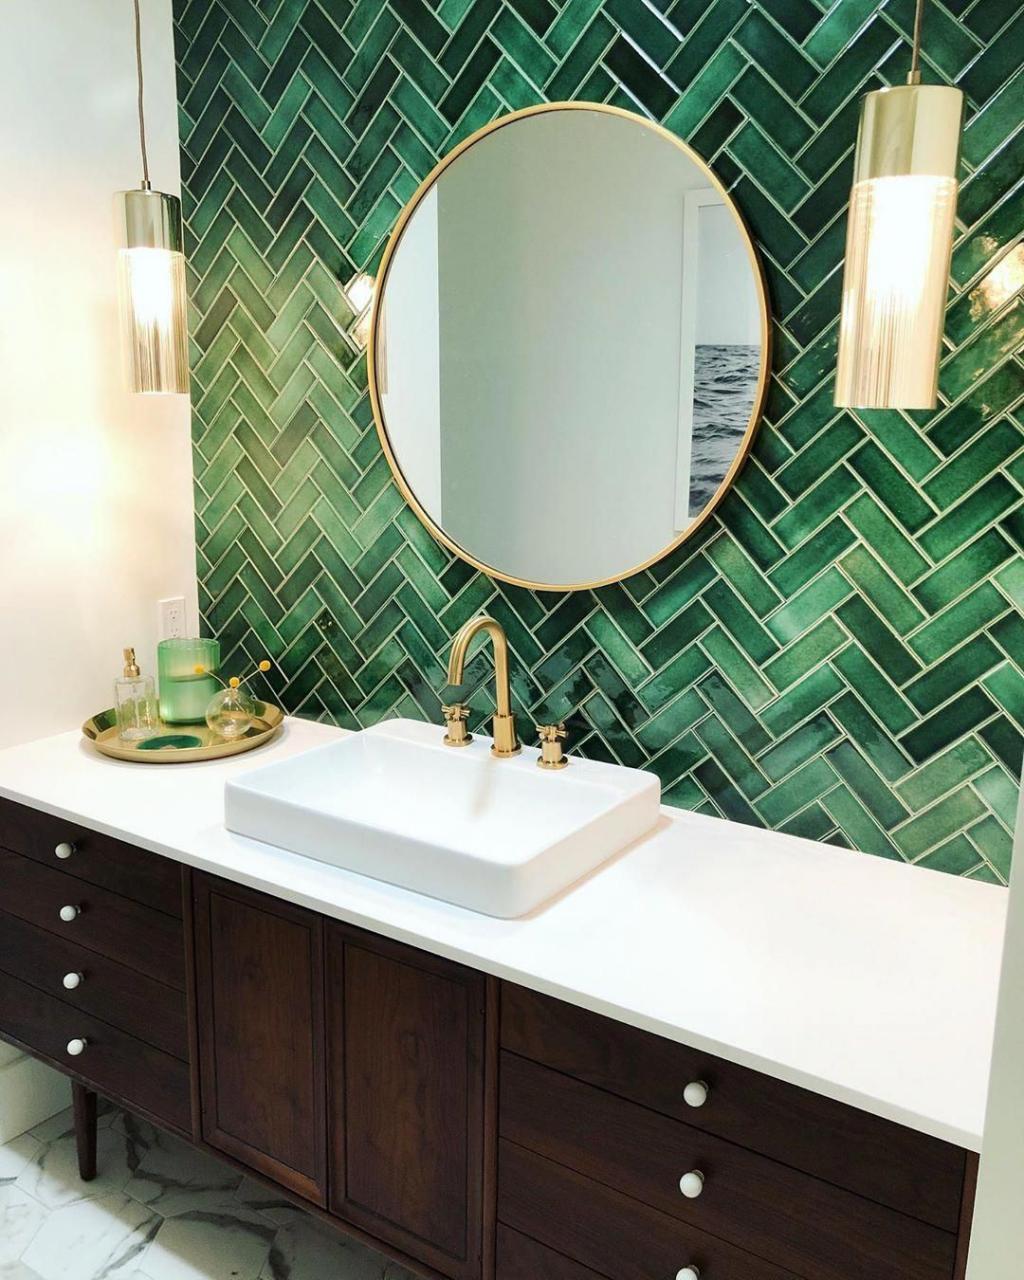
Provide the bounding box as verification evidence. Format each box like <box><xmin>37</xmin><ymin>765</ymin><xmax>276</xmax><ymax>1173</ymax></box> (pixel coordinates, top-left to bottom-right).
<box><xmin>158</xmin><ymin>638</ymin><xmax>221</xmax><ymax>724</ymax></box>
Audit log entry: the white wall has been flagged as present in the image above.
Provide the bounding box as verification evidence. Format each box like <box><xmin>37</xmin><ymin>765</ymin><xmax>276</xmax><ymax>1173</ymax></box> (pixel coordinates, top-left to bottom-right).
<box><xmin>966</xmin><ymin>785</ymin><xmax>1024</xmax><ymax>1277</ymax></box>
<box><xmin>0</xmin><ymin>0</ymin><xmax>196</xmax><ymax>1139</ymax></box>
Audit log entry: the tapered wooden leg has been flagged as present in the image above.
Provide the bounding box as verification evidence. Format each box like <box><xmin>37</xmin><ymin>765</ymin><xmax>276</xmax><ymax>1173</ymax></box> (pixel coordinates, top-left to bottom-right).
<box><xmin>71</xmin><ymin>1082</ymin><xmax>97</xmax><ymax>1181</ymax></box>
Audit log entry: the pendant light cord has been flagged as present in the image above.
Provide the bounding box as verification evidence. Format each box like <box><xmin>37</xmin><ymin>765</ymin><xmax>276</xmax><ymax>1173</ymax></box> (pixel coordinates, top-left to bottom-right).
<box><xmin>133</xmin><ymin>0</ymin><xmax>151</xmax><ymax>188</ymax></box>
<box><xmin>908</xmin><ymin>0</ymin><xmax>925</xmax><ymax>84</ymax></box>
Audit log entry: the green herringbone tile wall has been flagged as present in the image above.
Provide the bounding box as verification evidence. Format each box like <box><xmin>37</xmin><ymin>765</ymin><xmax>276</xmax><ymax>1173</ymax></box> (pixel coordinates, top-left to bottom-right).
<box><xmin>173</xmin><ymin>0</ymin><xmax>1024</xmax><ymax>882</ymax></box>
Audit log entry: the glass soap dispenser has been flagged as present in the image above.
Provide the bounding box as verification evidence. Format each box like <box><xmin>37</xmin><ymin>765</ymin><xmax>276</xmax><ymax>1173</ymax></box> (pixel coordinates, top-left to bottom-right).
<box><xmin>115</xmin><ymin>647</ymin><xmax>158</xmax><ymax>742</ymax></box>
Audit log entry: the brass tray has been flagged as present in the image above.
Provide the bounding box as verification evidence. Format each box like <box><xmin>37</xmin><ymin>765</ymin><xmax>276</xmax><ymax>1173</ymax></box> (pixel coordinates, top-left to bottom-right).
<box><xmin>83</xmin><ymin>703</ymin><xmax>284</xmax><ymax>764</ymax></box>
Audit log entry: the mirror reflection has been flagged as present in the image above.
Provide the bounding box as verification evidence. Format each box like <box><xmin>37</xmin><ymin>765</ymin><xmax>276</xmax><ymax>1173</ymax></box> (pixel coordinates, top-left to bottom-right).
<box><xmin>373</xmin><ymin>106</ymin><xmax>767</xmax><ymax>590</ymax></box>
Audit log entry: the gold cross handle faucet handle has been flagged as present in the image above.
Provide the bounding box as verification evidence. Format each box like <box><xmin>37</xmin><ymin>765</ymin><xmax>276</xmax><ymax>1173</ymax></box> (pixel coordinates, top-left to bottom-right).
<box><xmin>536</xmin><ymin>722</ymin><xmax>569</xmax><ymax>770</ymax></box>
<box><xmin>442</xmin><ymin>703</ymin><xmax>472</xmax><ymax>747</ymax></box>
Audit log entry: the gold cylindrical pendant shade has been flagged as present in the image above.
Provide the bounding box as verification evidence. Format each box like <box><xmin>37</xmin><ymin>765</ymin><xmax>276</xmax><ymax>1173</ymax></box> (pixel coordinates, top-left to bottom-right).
<box><xmin>116</xmin><ymin>188</ymin><xmax>189</xmax><ymax>394</ymax></box>
<box><xmin>835</xmin><ymin>84</ymin><xmax>964</xmax><ymax>410</ymax></box>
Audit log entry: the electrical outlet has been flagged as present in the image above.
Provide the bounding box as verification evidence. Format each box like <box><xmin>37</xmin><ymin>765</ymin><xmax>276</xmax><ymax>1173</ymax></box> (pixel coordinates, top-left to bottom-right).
<box><xmin>159</xmin><ymin>597</ymin><xmax>187</xmax><ymax>639</ymax></box>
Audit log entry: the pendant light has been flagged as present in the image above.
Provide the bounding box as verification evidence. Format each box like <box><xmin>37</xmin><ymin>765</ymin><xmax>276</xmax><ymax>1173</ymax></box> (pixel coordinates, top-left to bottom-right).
<box><xmin>115</xmin><ymin>0</ymin><xmax>189</xmax><ymax>395</ymax></box>
<box><xmin>834</xmin><ymin>0</ymin><xmax>963</xmax><ymax>410</ymax></box>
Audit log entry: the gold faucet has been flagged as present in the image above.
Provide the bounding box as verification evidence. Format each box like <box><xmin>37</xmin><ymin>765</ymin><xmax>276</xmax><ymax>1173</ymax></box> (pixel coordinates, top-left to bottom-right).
<box><xmin>446</xmin><ymin>616</ymin><xmax>520</xmax><ymax>757</ymax></box>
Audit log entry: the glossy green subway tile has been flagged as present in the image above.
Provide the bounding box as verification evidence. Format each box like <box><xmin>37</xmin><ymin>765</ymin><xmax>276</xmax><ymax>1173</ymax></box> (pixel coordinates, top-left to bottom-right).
<box><xmin>974</xmin><ymin>761</ymin><xmax>1021</xmax><ymax>828</ymax></box>
<box><xmin>849</xmin><ymin>442</ymin><xmax>936</xmax><ymax>532</ymax></box>
<box><xmin>894</xmin><ymin>786</ymin><xmax>988</xmax><ymax>859</ymax></box>
<box><xmin>905</xmin><ymin>636</ymin><xmax>1003</xmax><ymax>715</ymax></box>
<box><xmin>984</xmin><ymin>661</ymin><xmax>1024</xmax><ymax>728</ymax></box>
<box><xmin>699</xmin><ymin>671</ymin><xmax>772</xmax><ymax>754</ymax></box>
<box><xmin>901</xmin><ymin>687</ymin><xmax>999</xmax><ymax>764</ymax></box>
<box><xmin>822</xmin><ymin>785</ymin><xmax>902</xmax><ymax>861</ymax></box>
<box><xmin>756</xmin><ymin>756</ymin><xmax>839</xmax><ymax>826</ymax></box>
<box><xmin>967</xmin><ymin>814</ymin><xmax>1013</xmax><ymax>880</ymax></box>
<box><xmin>832</xmin><ymin>646</ymin><xmax>917</xmax><ymax>734</ymax></box>
<box><xmin>766</xmin><ymin>566</ymin><xmax>852</xmax><ymax>645</ymax></box>
<box><xmin>917</xmin><ymin>834</ymin><xmax>985</xmax><ymax>876</ymax></box>
<box><xmin>919</xmin><ymin>474</ymin><xmax>1021</xmax><ymax>561</ymax></box>
<box><xmin>767</xmin><ymin>516</ymin><xmax>857</xmax><ymax>596</ymax></box>
<box><xmin>914</xmin><ymin>529</ymin><xmax>1015</xmax><ymax>613</ymax></box>
<box><xmin>909</xmin><ymin>581</ymin><xmax>1008</xmax><ymax>662</ymax></box>
<box><xmin>758</xmin><ymin>712</ymin><xmax>840</xmax><ymax>783</ymax></box>
<box><xmin>840</xmin><ymin>546</ymin><xmax>924</xmax><ymax>634</ymax></box>
<box><xmin>698</xmin><ymin>627</ymin><xmax>776</xmax><ymax>710</ymax></box>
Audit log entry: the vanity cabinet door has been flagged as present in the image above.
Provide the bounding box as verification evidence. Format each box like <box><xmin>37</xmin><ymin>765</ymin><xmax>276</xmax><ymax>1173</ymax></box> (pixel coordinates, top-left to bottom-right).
<box><xmin>327</xmin><ymin>923</ymin><xmax>491</xmax><ymax>1280</ymax></box>
<box><xmin>192</xmin><ymin>873</ymin><xmax>327</xmax><ymax>1206</ymax></box>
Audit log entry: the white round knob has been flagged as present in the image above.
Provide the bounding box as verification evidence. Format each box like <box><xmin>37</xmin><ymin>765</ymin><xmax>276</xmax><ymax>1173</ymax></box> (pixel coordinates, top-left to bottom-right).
<box><xmin>59</xmin><ymin>905</ymin><xmax>80</xmax><ymax>923</ymax></box>
<box><xmin>62</xmin><ymin>972</ymin><xmax>83</xmax><ymax>990</ymax></box>
<box><xmin>683</xmin><ymin>1080</ymin><xmax>709</xmax><ymax>1109</ymax></box>
<box><xmin>54</xmin><ymin>842</ymin><xmax>75</xmax><ymax>860</ymax></box>
<box><xmin>679</xmin><ymin>1170</ymin><xmax>705</xmax><ymax>1199</ymax></box>
<box><xmin>676</xmin><ymin>1269</ymin><xmax>700</xmax><ymax>1280</ymax></box>
<box><xmin>66</xmin><ymin>1038</ymin><xmax>87</xmax><ymax>1057</ymax></box>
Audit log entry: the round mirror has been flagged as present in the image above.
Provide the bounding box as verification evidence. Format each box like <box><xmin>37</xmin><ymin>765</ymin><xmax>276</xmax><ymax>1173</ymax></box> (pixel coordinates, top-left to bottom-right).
<box><xmin>370</xmin><ymin>104</ymin><xmax>769</xmax><ymax>592</ymax></box>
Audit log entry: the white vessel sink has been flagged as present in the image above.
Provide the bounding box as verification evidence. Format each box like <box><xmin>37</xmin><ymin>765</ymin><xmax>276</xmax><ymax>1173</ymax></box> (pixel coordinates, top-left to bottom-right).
<box><xmin>224</xmin><ymin>718</ymin><xmax>660</xmax><ymax>917</ymax></box>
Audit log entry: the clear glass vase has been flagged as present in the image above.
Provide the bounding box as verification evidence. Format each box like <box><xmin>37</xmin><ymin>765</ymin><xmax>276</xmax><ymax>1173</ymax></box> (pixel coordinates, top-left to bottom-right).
<box><xmin>206</xmin><ymin>684</ymin><xmax>256</xmax><ymax>740</ymax></box>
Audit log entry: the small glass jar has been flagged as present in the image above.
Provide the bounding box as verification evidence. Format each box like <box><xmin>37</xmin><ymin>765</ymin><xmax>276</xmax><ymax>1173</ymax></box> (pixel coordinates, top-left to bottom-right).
<box><xmin>206</xmin><ymin>684</ymin><xmax>256</xmax><ymax>740</ymax></box>
<box><xmin>158</xmin><ymin>637</ymin><xmax>221</xmax><ymax>724</ymax></box>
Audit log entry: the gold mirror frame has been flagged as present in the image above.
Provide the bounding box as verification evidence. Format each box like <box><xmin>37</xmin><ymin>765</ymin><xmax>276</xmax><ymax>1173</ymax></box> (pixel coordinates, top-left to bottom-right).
<box><xmin>367</xmin><ymin>101</ymin><xmax>771</xmax><ymax>594</ymax></box>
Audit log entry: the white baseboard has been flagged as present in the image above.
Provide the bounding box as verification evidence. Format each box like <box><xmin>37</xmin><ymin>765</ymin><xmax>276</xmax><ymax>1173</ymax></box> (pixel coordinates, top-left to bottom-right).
<box><xmin>0</xmin><ymin>1052</ymin><xmax>71</xmax><ymax>1144</ymax></box>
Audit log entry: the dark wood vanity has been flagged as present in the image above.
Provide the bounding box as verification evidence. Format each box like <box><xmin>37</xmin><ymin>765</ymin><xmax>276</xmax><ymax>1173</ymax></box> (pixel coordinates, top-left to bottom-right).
<box><xmin>0</xmin><ymin>795</ymin><xmax>978</xmax><ymax>1280</ymax></box>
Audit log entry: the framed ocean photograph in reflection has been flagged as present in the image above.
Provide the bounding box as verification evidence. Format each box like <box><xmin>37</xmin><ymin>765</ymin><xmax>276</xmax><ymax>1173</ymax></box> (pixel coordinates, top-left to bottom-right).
<box><xmin>368</xmin><ymin>103</ymin><xmax>770</xmax><ymax>592</ymax></box>
<box><xmin>675</xmin><ymin>189</ymin><xmax>763</xmax><ymax>530</ymax></box>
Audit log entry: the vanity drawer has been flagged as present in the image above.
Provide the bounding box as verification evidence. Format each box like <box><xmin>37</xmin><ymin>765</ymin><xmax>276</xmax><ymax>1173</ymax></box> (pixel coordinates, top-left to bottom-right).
<box><xmin>496</xmin><ymin>1225</ymin><xmax>609</xmax><ymax>1280</ymax></box>
<box><xmin>0</xmin><ymin>909</ymin><xmax>188</xmax><ymax>1059</ymax></box>
<box><xmin>499</xmin><ymin>1140</ymin><xmax>801</xmax><ymax>1280</ymax></box>
<box><xmin>500</xmin><ymin>982</ymin><xmax>964</xmax><ymax>1231</ymax></box>
<box><xmin>0</xmin><ymin>967</ymin><xmax>191</xmax><ymax>1134</ymax></box>
<box><xmin>0</xmin><ymin>849</ymin><xmax>185</xmax><ymax>990</ymax></box>
<box><xmin>0</xmin><ymin>796</ymin><xmax>181</xmax><ymax>916</ymax></box>
<box><xmin>500</xmin><ymin>1052</ymin><xmax>956</xmax><ymax>1280</ymax></box>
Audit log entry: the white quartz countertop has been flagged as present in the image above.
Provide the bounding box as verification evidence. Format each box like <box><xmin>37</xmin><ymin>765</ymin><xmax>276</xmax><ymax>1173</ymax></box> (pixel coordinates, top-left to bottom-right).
<box><xmin>0</xmin><ymin>717</ymin><xmax>1007</xmax><ymax>1150</ymax></box>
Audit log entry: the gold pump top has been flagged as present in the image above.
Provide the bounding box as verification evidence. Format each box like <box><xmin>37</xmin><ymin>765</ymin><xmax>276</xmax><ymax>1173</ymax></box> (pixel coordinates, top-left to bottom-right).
<box><xmin>122</xmin><ymin>647</ymin><xmax>140</xmax><ymax>679</ymax></box>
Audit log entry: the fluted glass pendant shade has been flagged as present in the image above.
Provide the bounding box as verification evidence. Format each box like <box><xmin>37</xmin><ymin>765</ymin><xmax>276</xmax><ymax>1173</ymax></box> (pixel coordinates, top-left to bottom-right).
<box><xmin>835</xmin><ymin>84</ymin><xmax>963</xmax><ymax>410</ymax></box>
<box><xmin>116</xmin><ymin>187</ymin><xmax>189</xmax><ymax>394</ymax></box>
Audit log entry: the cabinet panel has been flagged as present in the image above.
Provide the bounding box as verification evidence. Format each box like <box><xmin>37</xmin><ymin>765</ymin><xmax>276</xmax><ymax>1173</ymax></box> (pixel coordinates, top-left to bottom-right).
<box><xmin>193</xmin><ymin>874</ymin><xmax>326</xmax><ymax>1205</ymax></box>
<box><xmin>328</xmin><ymin>924</ymin><xmax>489</xmax><ymax>1280</ymax></box>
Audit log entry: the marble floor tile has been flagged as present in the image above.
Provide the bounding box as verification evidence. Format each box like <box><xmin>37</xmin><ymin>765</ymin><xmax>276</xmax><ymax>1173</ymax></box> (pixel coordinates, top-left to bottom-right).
<box><xmin>27</xmin><ymin>1105</ymin><xmax>113</xmax><ymax>1148</ymax></box>
<box><xmin>0</xmin><ymin>1186</ymin><xmax>48</xmax><ymax>1265</ymax></box>
<box><xmin>0</xmin><ymin>1109</ymin><xmax>415</xmax><ymax>1280</ymax></box>
<box><xmin>232</xmin><ymin>1179</ymin><xmax>295</xmax><ymax>1229</ymax></box>
<box><xmin>0</xmin><ymin>1263</ymin><xmax>46</xmax><ymax>1280</ymax></box>
<box><xmin>258</xmin><ymin>1210</ymin><xmax>416</xmax><ymax>1280</ymax></box>
<box><xmin>20</xmin><ymin>1193</ymin><xmax>158</xmax><ymax>1280</ymax></box>
<box><xmin>119</xmin><ymin>1121</ymin><xmax>240</xmax><ymax>1220</ymax></box>
<box><xmin>0</xmin><ymin>1136</ymin><xmax>44</xmax><ymax>1185</ymax></box>
<box><xmin>16</xmin><ymin>1125</ymin><xmax>134</xmax><ymax>1210</ymax></box>
<box><xmin>136</xmin><ymin>1210</ymin><xmax>275</xmax><ymax>1280</ymax></box>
